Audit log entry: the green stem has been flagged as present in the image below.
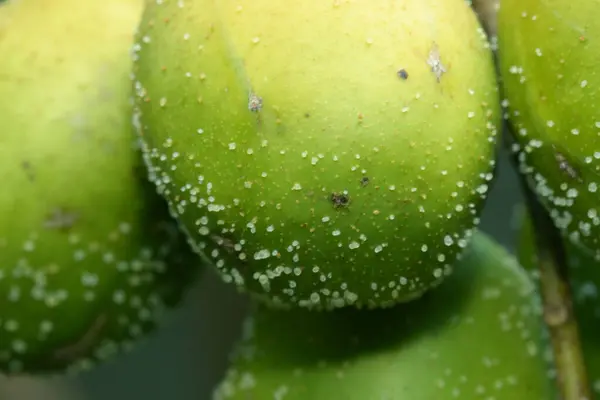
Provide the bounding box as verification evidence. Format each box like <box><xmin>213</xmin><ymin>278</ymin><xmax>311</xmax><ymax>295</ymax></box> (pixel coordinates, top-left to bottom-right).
<box><xmin>470</xmin><ymin>2</ymin><xmax>592</xmax><ymax>397</ymax></box>
<box><xmin>520</xmin><ymin>175</ymin><xmax>592</xmax><ymax>400</ymax></box>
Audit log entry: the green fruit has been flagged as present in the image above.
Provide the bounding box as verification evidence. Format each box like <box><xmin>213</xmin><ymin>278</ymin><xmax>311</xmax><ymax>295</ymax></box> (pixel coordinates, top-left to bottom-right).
<box><xmin>0</xmin><ymin>0</ymin><xmax>201</xmax><ymax>375</ymax></box>
<box><xmin>519</xmin><ymin>211</ymin><xmax>600</xmax><ymax>390</ymax></box>
<box><xmin>213</xmin><ymin>232</ymin><xmax>555</xmax><ymax>400</ymax></box>
<box><xmin>132</xmin><ymin>0</ymin><xmax>500</xmax><ymax>310</ymax></box>
<box><xmin>498</xmin><ymin>0</ymin><xmax>600</xmax><ymax>259</ymax></box>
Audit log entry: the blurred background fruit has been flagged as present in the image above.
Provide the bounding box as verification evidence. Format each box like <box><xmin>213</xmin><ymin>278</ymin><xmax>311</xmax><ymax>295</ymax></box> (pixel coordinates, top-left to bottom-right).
<box><xmin>214</xmin><ymin>232</ymin><xmax>555</xmax><ymax>400</ymax></box>
<box><xmin>0</xmin><ymin>0</ymin><xmax>202</xmax><ymax>376</ymax></box>
<box><xmin>498</xmin><ymin>0</ymin><xmax>600</xmax><ymax>260</ymax></box>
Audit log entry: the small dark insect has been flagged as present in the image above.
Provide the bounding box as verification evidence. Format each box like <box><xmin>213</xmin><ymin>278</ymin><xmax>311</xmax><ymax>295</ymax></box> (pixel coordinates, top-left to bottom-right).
<box><xmin>330</xmin><ymin>192</ymin><xmax>350</xmax><ymax>209</ymax></box>
<box><xmin>360</xmin><ymin>176</ymin><xmax>370</xmax><ymax>187</ymax></box>
<box><xmin>397</xmin><ymin>69</ymin><xmax>409</xmax><ymax>80</ymax></box>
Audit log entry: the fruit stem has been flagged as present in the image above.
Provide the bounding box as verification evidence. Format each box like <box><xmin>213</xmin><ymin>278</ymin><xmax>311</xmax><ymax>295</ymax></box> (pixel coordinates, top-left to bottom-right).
<box><xmin>471</xmin><ymin>3</ymin><xmax>592</xmax><ymax>397</ymax></box>
<box><xmin>512</xmin><ymin>136</ymin><xmax>592</xmax><ymax>400</ymax></box>
<box><xmin>470</xmin><ymin>0</ymin><xmax>499</xmax><ymax>38</ymax></box>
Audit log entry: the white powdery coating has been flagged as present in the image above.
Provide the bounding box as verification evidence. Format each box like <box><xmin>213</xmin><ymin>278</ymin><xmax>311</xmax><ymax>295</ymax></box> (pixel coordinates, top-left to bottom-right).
<box><xmin>500</xmin><ymin>4</ymin><xmax>600</xmax><ymax>261</ymax></box>
<box><xmin>0</xmin><ymin>217</ymin><xmax>186</xmax><ymax>375</ymax></box>
<box><xmin>131</xmin><ymin>0</ymin><xmax>500</xmax><ymax>310</ymax></box>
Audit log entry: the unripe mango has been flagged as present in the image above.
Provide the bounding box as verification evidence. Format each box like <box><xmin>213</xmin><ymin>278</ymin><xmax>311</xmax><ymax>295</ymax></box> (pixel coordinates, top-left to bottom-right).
<box><xmin>498</xmin><ymin>0</ymin><xmax>600</xmax><ymax>259</ymax></box>
<box><xmin>132</xmin><ymin>0</ymin><xmax>500</xmax><ymax>309</ymax></box>
<box><xmin>213</xmin><ymin>233</ymin><xmax>555</xmax><ymax>400</ymax></box>
<box><xmin>0</xmin><ymin>0</ymin><xmax>201</xmax><ymax>375</ymax></box>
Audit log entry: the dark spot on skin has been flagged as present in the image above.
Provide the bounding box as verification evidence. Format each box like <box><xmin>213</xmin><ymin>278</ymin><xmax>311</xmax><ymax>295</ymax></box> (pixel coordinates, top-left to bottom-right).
<box><xmin>552</xmin><ymin>145</ymin><xmax>583</xmax><ymax>182</ymax></box>
<box><xmin>205</xmin><ymin>23</ymin><xmax>215</xmax><ymax>40</ymax></box>
<box><xmin>304</xmin><ymin>113</ymin><xmax>310</xmax><ymax>118</ymax></box>
<box><xmin>44</xmin><ymin>207</ymin><xmax>79</xmax><ymax>231</ymax></box>
<box><xmin>330</xmin><ymin>192</ymin><xmax>350</xmax><ymax>209</ymax></box>
<box><xmin>397</xmin><ymin>69</ymin><xmax>408</xmax><ymax>80</ymax></box>
<box><xmin>360</xmin><ymin>176</ymin><xmax>370</xmax><ymax>187</ymax></box>
<box><xmin>21</xmin><ymin>161</ymin><xmax>35</xmax><ymax>181</ymax></box>
<box><xmin>210</xmin><ymin>234</ymin><xmax>236</xmax><ymax>254</ymax></box>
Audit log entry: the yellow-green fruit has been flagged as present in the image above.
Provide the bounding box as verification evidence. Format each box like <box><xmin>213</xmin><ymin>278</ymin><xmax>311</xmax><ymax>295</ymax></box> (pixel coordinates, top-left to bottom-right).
<box><xmin>132</xmin><ymin>0</ymin><xmax>500</xmax><ymax>310</ymax></box>
<box><xmin>213</xmin><ymin>232</ymin><xmax>555</xmax><ymax>400</ymax></box>
<box><xmin>498</xmin><ymin>0</ymin><xmax>600</xmax><ymax>259</ymax></box>
<box><xmin>519</xmin><ymin>212</ymin><xmax>600</xmax><ymax>391</ymax></box>
<box><xmin>0</xmin><ymin>0</ymin><xmax>201</xmax><ymax>375</ymax></box>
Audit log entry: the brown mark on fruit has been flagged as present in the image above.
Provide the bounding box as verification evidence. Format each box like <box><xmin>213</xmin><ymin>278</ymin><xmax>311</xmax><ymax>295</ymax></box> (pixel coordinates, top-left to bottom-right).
<box><xmin>54</xmin><ymin>314</ymin><xmax>108</xmax><ymax>362</ymax></box>
<box><xmin>330</xmin><ymin>192</ymin><xmax>350</xmax><ymax>209</ymax></box>
<box><xmin>44</xmin><ymin>208</ymin><xmax>79</xmax><ymax>231</ymax></box>
<box><xmin>21</xmin><ymin>161</ymin><xmax>35</xmax><ymax>181</ymax></box>
<box><xmin>427</xmin><ymin>42</ymin><xmax>446</xmax><ymax>82</ymax></box>
<box><xmin>360</xmin><ymin>176</ymin><xmax>370</xmax><ymax>187</ymax></box>
<box><xmin>205</xmin><ymin>23</ymin><xmax>215</xmax><ymax>40</ymax></box>
<box><xmin>210</xmin><ymin>234</ymin><xmax>236</xmax><ymax>254</ymax></box>
<box><xmin>397</xmin><ymin>69</ymin><xmax>409</xmax><ymax>80</ymax></box>
<box><xmin>552</xmin><ymin>145</ymin><xmax>583</xmax><ymax>182</ymax></box>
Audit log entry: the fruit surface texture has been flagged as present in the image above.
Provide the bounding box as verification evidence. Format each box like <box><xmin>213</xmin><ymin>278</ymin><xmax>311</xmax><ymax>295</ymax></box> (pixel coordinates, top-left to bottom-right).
<box><xmin>0</xmin><ymin>0</ymin><xmax>200</xmax><ymax>375</ymax></box>
<box><xmin>213</xmin><ymin>232</ymin><xmax>555</xmax><ymax>400</ymax></box>
<box><xmin>498</xmin><ymin>0</ymin><xmax>600</xmax><ymax>259</ymax></box>
<box><xmin>133</xmin><ymin>0</ymin><xmax>500</xmax><ymax>309</ymax></box>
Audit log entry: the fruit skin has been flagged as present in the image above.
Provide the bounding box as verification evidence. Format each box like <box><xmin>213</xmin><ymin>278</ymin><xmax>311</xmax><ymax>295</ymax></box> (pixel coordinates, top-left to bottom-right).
<box><xmin>519</xmin><ymin>211</ymin><xmax>600</xmax><ymax>390</ymax></box>
<box><xmin>213</xmin><ymin>232</ymin><xmax>556</xmax><ymax>400</ymax></box>
<box><xmin>498</xmin><ymin>0</ymin><xmax>600</xmax><ymax>260</ymax></box>
<box><xmin>132</xmin><ymin>0</ymin><xmax>500</xmax><ymax>310</ymax></box>
<box><xmin>0</xmin><ymin>0</ymin><xmax>201</xmax><ymax>376</ymax></box>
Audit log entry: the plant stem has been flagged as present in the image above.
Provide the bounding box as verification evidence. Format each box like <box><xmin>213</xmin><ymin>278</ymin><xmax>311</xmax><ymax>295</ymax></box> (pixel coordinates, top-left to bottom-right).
<box><xmin>470</xmin><ymin>0</ymin><xmax>499</xmax><ymax>37</ymax></box>
<box><xmin>519</xmin><ymin>174</ymin><xmax>592</xmax><ymax>400</ymax></box>
<box><xmin>470</xmin><ymin>2</ymin><xmax>592</xmax><ymax>397</ymax></box>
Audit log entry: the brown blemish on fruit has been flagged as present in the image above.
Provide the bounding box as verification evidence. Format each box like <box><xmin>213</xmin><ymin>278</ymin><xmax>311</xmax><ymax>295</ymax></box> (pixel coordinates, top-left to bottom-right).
<box><xmin>44</xmin><ymin>208</ymin><xmax>79</xmax><ymax>231</ymax></box>
<box><xmin>330</xmin><ymin>192</ymin><xmax>350</xmax><ymax>209</ymax></box>
<box><xmin>210</xmin><ymin>234</ymin><xmax>236</xmax><ymax>253</ymax></box>
<box><xmin>206</xmin><ymin>23</ymin><xmax>215</xmax><ymax>40</ymax></box>
<box><xmin>397</xmin><ymin>69</ymin><xmax>409</xmax><ymax>80</ymax></box>
<box><xmin>21</xmin><ymin>161</ymin><xmax>35</xmax><ymax>182</ymax></box>
<box><xmin>552</xmin><ymin>145</ymin><xmax>582</xmax><ymax>182</ymax></box>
